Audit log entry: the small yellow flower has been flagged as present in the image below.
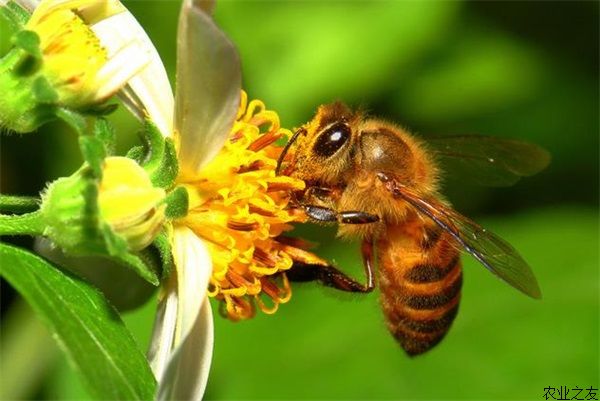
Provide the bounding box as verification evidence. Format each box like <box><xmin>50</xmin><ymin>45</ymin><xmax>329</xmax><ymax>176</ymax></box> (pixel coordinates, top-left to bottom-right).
<box><xmin>24</xmin><ymin>0</ymin><xmax>148</xmax><ymax>106</ymax></box>
<box><xmin>0</xmin><ymin>0</ymin><xmax>168</xmax><ymax>133</ymax></box>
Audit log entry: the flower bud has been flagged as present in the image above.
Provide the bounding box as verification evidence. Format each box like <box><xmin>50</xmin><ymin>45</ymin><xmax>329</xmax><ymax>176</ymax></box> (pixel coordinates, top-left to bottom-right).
<box><xmin>41</xmin><ymin>156</ymin><xmax>166</xmax><ymax>257</ymax></box>
<box><xmin>99</xmin><ymin>157</ymin><xmax>167</xmax><ymax>251</ymax></box>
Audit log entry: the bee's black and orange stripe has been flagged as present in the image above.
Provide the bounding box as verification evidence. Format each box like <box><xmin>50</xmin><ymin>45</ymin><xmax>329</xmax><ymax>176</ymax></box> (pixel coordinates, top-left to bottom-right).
<box><xmin>378</xmin><ymin>217</ymin><xmax>462</xmax><ymax>356</ymax></box>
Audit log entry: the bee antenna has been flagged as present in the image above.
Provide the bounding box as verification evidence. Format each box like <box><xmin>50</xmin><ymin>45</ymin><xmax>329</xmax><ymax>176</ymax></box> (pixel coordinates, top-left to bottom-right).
<box><xmin>276</xmin><ymin>128</ymin><xmax>303</xmax><ymax>175</ymax></box>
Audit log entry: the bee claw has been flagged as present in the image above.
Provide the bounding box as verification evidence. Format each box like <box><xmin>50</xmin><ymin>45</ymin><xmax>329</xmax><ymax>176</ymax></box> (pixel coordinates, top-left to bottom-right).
<box><xmin>376</xmin><ymin>172</ymin><xmax>391</xmax><ymax>183</ymax></box>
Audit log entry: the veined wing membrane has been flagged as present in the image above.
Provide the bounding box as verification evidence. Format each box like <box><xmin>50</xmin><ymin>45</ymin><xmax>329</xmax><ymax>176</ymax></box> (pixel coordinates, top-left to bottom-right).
<box><xmin>427</xmin><ymin>135</ymin><xmax>550</xmax><ymax>187</ymax></box>
<box><xmin>384</xmin><ymin>180</ymin><xmax>542</xmax><ymax>299</ymax></box>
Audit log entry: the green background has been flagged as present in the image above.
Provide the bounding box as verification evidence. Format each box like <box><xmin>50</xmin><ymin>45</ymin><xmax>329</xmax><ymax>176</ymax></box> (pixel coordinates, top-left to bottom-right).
<box><xmin>1</xmin><ymin>1</ymin><xmax>598</xmax><ymax>400</ymax></box>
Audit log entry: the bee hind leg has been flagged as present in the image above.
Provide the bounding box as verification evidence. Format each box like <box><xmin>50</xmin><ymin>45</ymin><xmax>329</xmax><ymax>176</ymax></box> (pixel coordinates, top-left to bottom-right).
<box><xmin>287</xmin><ymin>239</ymin><xmax>375</xmax><ymax>293</ymax></box>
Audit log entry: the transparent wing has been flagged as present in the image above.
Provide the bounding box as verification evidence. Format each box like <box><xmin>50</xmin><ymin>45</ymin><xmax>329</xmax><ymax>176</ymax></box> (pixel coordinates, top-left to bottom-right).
<box><xmin>383</xmin><ymin>179</ymin><xmax>542</xmax><ymax>298</ymax></box>
<box><xmin>427</xmin><ymin>135</ymin><xmax>550</xmax><ymax>187</ymax></box>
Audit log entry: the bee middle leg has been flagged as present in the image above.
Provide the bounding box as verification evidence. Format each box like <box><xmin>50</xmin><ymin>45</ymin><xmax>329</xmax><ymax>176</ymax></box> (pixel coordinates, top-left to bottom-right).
<box><xmin>287</xmin><ymin>239</ymin><xmax>375</xmax><ymax>293</ymax></box>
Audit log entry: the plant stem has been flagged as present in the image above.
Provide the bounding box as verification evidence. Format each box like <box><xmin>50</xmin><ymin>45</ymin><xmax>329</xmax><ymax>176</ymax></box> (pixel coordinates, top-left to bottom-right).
<box><xmin>0</xmin><ymin>210</ymin><xmax>44</xmax><ymax>236</ymax></box>
<box><xmin>0</xmin><ymin>195</ymin><xmax>40</xmax><ymax>213</ymax></box>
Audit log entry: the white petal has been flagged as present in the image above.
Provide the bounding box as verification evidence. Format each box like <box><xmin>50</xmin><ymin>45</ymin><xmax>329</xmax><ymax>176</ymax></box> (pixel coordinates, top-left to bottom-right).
<box><xmin>157</xmin><ymin>297</ymin><xmax>213</xmax><ymax>401</ymax></box>
<box><xmin>95</xmin><ymin>39</ymin><xmax>151</xmax><ymax>101</ymax></box>
<box><xmin>147</xmin><ymin>271</ymin><xmax>178</xmax><ymax>379</ymax></box>
<box><xmin>187</xmin><ymin>0</ymin><xmax>215</xmax><ymax>14</ymax></box>
<box><xmin>175</xmin><ymin>0</ymin><xmax>241</xmax><ymax>178</ymax></box>
<box><xmin>148</xmin><ymin>227</ymin><xmax>214</xmax><ymax>400</ymax></box>
<box><xmin>92</xmin><ymin>10</ymin><xmax>174</xmax><ymax>137</ymax></box>
<box><xmin>172</xmin><ymin>227</ymin><xmax>211</xmax><ymax>343</ymax></box>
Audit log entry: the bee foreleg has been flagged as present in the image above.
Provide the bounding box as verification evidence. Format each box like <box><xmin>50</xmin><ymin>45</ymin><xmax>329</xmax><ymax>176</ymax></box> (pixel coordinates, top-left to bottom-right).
<box><xmin>339</xmin><ymin>211</ymin><xmax>379</xmax><ymax>224</ymax></box>
<box><xmin>304</xmin><ymin>205</ymin><xmax>379</xmax><ymax>224</ymax></box>
<box><xmin>304</xmin><ymin>205</ymin><xmax>338</xmax><ymax>222</ymax></box>
<box><xmin>287</xmin><ymin>239</ymin><xmax>375</xmax><ymax>293</ymax></box>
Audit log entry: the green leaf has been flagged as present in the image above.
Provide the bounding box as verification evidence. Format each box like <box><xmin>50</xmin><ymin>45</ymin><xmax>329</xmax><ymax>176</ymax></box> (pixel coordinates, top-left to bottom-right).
<box><xmin>152</xmin><ymin>229</ymin><xmax>173</xmax><ymax>279</ymax></box>
<box><xmin>32</xmin><ymin>76</ymin><xmax>58</xmax><ymax>103</ymax></box>
<box><xmin>0</xmin><ymin>243</ymin><xmax>157</xmax><ymax>400</ymax></box>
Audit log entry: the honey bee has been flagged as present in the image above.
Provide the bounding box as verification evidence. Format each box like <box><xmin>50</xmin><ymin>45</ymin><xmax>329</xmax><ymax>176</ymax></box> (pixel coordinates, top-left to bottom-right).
<box><xmin>276</xmin><ymin>102</ymin><xmax>550</xmax><ymax>356</ymax></box>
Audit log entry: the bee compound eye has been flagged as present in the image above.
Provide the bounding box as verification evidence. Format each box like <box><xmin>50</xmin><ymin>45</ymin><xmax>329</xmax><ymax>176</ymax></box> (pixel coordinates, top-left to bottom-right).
<box><xmin>313</xmin><ymin>123</ymin><xmax>351</xmax><ymax>158</ymax></box>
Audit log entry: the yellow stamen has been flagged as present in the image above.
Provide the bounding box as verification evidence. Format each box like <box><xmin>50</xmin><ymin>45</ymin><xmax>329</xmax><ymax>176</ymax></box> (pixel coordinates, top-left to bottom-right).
<box><xmin>179</xmin><ymin>91</ymin><xmax>327</xmax><ymax>320</ymax></box>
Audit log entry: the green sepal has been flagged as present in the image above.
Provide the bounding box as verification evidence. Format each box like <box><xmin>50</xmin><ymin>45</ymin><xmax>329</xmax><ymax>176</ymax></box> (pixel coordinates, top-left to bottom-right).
<box><xmin>0</xmin><ymin>43</ymin><xmax>56</xmax><ymax>133</ymax></box>
<box><xmin>137</xmin><ymin>246</ymin><xmax>165</xmax><ymax>282</ymax></box>
<box><xmin>12</xmin><ymin>30</ymin><xmax>41</xmax><ymax>60</ymax></box>
<box><xmin>93</xmin><ymin>118</ymin><xmax>116</xmax><ymax>156</ymax></box>
<box><xmin>41</xmin><ymin>166</ymin><xmax>102</xmax><ymax>252</ymax></box>
<box><xmin>165</xmin><ymin>186</ymin><xmax>189</xmax><ymax>219</ymax></box>
<box><xmin>32</xmin><ymin>76</ymin><xmax>58</xmax><ymax>103</ymax></box>
<box><xmin>10</xmin><ymin>31</ymin><xmax>42</xmax><ymax>78</ymax></box>
<box><xmin>103</xmin><ymin>226</ymin><xmax>159</xmax><ymax>286</ymax></box>
<box><xmin>126</xmin><ymin>145</ymin><xmax>145</xmax><ymax>164</ymax></box>
<box><xmin>151</xmin><ymin>138</ymin><xmax>179</xmax><ymax>188</ymax></box>
<box><xmin>0</xmin><ymin>1</ymin><xmax>30</xmax><ymax>31</ymax></box>
<box><xmin>101</xmin><ymin>226</ymin><xmax>160</xmax><ymax>286</ymax></box>
<box><xmin>152</xmin><ymin>229</ymin><xmax>173</xmax><ymax>279</ymax></box>
<box><xmin>137</xmin><ymin>119</ymin><xmax>165</xmax><ymax>169</ymax></box>
<box><xmin>128</xmin><ymin>119</ymin><xmax>179</xmax><ymax>188</ymax></box>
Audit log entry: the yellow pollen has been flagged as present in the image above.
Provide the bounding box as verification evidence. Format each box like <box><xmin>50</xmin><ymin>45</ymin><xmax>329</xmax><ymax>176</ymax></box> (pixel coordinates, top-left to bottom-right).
<box><xmin>180</xmin><ymin>91</ymin><xmax>328</xmax><ymax>320</ymax></box>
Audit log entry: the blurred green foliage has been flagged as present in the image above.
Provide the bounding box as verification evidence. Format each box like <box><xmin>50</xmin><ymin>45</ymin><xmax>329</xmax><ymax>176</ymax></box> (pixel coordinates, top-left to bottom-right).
<box><xmin>0</xmin><ymin>1</ymin><xmax>597</xmax><ymax>400</ymax></box>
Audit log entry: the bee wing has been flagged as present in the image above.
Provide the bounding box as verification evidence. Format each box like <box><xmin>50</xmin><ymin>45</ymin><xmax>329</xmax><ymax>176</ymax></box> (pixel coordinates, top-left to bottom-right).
<box><xmin>385</xmin><ymin>180</ymin><xmax>542</xmax><ymax>298</ymax></box>
<box><xmin>427</xmin><ymin>135</ymin><xmax>550</xmax><ymax>187</ymax></box>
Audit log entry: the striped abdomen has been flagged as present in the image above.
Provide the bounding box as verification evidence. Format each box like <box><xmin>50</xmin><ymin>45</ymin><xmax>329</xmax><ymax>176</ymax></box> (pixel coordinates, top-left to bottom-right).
<box><xmin>377</xmin><ymin>218</ymin><xmax>462</xmax><ymax>356</ymax></box>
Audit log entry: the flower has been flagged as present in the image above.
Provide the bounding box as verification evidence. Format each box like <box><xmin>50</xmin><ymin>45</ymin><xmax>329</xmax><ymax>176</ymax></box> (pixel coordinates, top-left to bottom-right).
<box><xmin>0</xmin><ymin>0</ymin><xmax>170</xmax><ymax>132</ymax></box>
<box><xmin>180</xmin><ymin>91</ymin><xmax>323</xmax><ymax>320</ymax></box>
<box><xmin>125</xmin><ymin>1</ymin><xmax>329</xmax><ymax>399</ymax></box>
<box><xmin>23</xmin><ymin>0</ymin><xmax>138</xmax><ymax>107</ymax></box>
